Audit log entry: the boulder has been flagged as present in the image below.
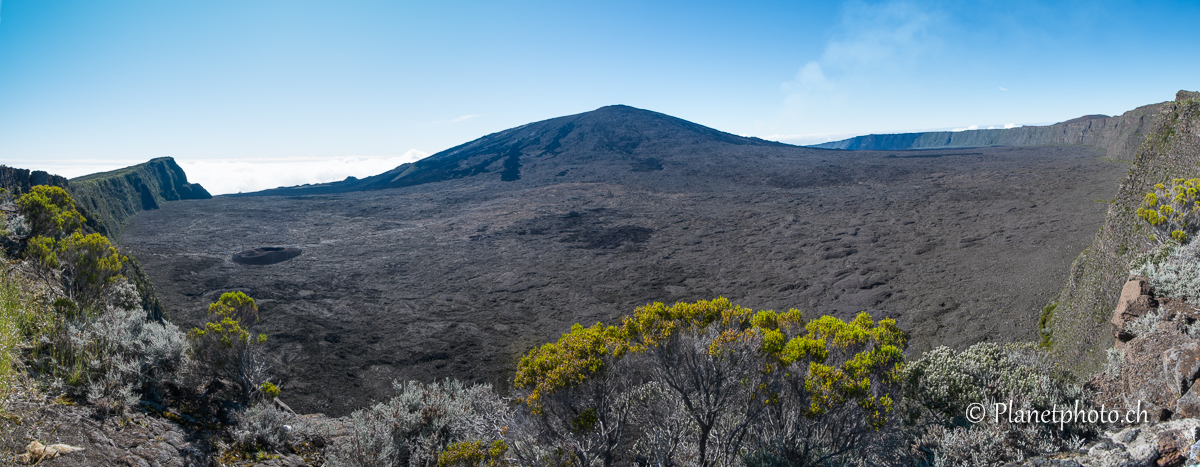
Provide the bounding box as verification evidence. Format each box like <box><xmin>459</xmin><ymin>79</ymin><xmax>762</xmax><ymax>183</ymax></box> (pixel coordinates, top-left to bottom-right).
<box><xmin>1092</xmin><ymin>325</ymin><xmax>1194</xmax><ymax>416</ymax></box>
<box><xmin>1112</xmin><ymin>277</ymin><xmax>1158</xmax><ymax>341</ymax></box>
<box><xmin>1175</xmin><ymin>384</ymin><xmax>1200</xmax><ymax>418</ymax></box>
<box><xmin>232</xmin><ymin>247</ymin><xmax>303</xmax><ymax>265</ymax></box>
<box><xmin>1163</xmin><ymin>342</ymin><xmax>1200</xmax><ymax>395</ymax></box>
<box><xmin>1156</xmin><ymin>429</ymin><xmax>1188</xmax><ymax>467</ymax></box>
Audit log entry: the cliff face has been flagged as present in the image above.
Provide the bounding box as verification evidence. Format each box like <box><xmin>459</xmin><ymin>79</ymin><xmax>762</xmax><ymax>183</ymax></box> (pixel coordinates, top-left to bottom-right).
<box><xmin>68</xmin><ymin>157</ymin><xmax>211</xmax><ymax>237</ymax></box>
<box><xmin>814</xmin><ymin>101</ymin><xmax>1167</xmax><ymax>161</ymax></box>
<box><xmin>0</xmin><ymin>166</ymin><xmax>69</xmax><ymax>194</ymax></box>
<box><xmin>1047</xmin><ymin>90</ymin><xmax>1200</xmax><ymax>375</ymax></box>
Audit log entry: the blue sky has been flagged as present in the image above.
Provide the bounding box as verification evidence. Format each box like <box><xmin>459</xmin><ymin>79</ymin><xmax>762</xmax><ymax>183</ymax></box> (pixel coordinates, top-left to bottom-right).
<box><xmin>1</xmin><ymin>0</ymin><xmax>1197</xmax><ymax>194</ymax></box>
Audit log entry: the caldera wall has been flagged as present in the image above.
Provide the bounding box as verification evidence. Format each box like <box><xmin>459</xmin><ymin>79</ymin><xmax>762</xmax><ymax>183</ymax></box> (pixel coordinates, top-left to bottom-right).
<box><xmin>1048</xmin><ymin>90</ymin><xmax>1200</xmax><ymax>375</ymax></box>
<box><xmin>69</xmin><ymin>157</ymin><xmax>211</xmax><ymax>237</ymax></box>
<box><xmin>815</xmin><ymin>101</ymin><xmax>1167</xmax><ymax>162</ymax></box>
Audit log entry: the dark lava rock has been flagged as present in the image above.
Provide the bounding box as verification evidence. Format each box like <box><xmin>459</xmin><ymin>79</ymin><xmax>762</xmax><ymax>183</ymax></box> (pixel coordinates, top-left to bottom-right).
<box><xmin>233</xmin><ymin>247</ymin><xmax>303</xmax><ymax>265</ymax></box>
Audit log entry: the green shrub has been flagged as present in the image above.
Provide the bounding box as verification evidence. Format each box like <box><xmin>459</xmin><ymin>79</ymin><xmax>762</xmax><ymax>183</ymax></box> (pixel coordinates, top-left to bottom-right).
<box><xmin>513</xmin><ymin>298</ymin><xmax>909</xmax><ymax>467</ymax></box>
<box><xmin>15</xmin><ymin>186</ymin><xmax>84</xmax><ymax>240</ymax></box>
<box><xmin>188</xmin><ymin>291</ymin><xmax>270</xmax><ymax>403</ymax></box>
<box><xmin>1136</xmin><ymin>178</ymin><xmax>1200</xmax><ymax>244</ymax></box>
<box><xmin>438</xmin><ymin>440</ymin><xmax>509</xmax><ymax>467</ymax></box>
<box><xmin>27</xmin><ymin>231</ymin><xmax>127</xmax><ymax>309</ymax></box>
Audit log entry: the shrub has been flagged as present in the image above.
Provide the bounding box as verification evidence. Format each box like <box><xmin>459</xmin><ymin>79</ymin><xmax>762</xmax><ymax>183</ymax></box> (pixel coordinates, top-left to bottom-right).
<box><xmin>233</xmin><ymin>402</ymin><xmax>294</xmax><ymax>450</ymax></box>
<box><xmin>325</xmin><ymin>379</ymin><xmax>512</xmax><ymax>467</ymax></box>
<box><xmin>26</xmin><ymin>231</ymin><xmax>127</xmax><ymax>309</ymax></box>
<box><xmin>513</xmin><ymin>298</ymin><xmax>909</xmax><ymax>467</ymax></box>
<box><xmin>0</xmin><ymin>214</ymin><xmax>30</xmax><ymax>239</ymax></box>
<box><xmin>903</xmin><ymin>342</ymin><xmax>1093</xmax><ymax>466</ymax></box>
<box><xmin>15</xmin><ymin>186</ymin><xmax>85</xmax><ymax>240</ymax></box>
<box><xmin>1124</xmin><ymin>309</ymin><xmax>1165</xmax><ymax>337</ymax></box>
<box><xmin>188</xmin><ymin>291</ymin><xmax>270</xmax><ymax>403</ymax></box>
<box><xmin>438</xmin><ymin>440</ymin><xmax>509</xmax><ymax>467</ymax></box>
<box><xmin>29</xmin><ymin>278</ymin><xmax>190</xmax><ymax>415</ymax></box>
<box><xmin>1133</xmin><ymin>239</ymin><xmax>1200</xmax><ymax>302</ymax></box>
<box><xmin>1136</xmin><ymin>178</ymin><xmax>1200</xmax><ymax>244</ymax></box>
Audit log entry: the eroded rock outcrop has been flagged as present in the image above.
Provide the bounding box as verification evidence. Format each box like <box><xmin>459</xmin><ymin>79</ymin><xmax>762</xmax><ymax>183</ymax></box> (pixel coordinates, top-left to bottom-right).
<box><xmin>0</xmin><ymin>166</ymin><xmax>69</xmax><ymax>195</ymax></box>
<box><xmin>1092</xmin><ymin>278</ymin><xmax>1200</xmax><ymax>421</ymax></box>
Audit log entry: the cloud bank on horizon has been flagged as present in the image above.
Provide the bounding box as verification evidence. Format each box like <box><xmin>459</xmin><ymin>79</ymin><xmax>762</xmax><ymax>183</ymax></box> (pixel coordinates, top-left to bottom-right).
<box><xmin>10</xmin><ymin>151</ymin><xmax>429</xmax><ymax>196</ymax></box>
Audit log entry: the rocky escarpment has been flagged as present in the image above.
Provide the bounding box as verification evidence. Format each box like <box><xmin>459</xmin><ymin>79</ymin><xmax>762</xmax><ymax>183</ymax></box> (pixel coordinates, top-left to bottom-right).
<box><xmin>1094</xmin><ymin>277</ymin><xmax>1200</xmax><ymax>422</ymax></box>
<box><xmin>813</xmin><ymin>101</ymin><xmax>1166</xmax><ymax>162</ymax></box>
<box><xmin>0</xmin><ymin>166</ymin><xmax>69</xmax><ymax>195</ymax></box>
<box><xmin>69</xmin><ymin>157</ymin><xmax>212</xmax><ymax>237</ymax></box>
<box><xmin>1047</xmin><ymin>91</ymin><xmax>1200</xmax><ymax>376</ymax></box>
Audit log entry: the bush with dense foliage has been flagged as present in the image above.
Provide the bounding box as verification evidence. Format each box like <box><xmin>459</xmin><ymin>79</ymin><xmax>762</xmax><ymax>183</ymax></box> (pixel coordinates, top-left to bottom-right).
<box><xmin>233</xmin><ymin>402</ymin><xmax>295</xmax><ymax>451</ymax></box>
<box><xmin>325</xmin><ymin>379</ymin><xmax>512</xmax><ymax>467</ymax></box>
<box><xmin>15</xmin><ymin>185</ymin><xmax>85</xmax><ymax>240</ymax></box>
<box><xmin>1133</xmin><ymin>240</ymin><xmax>1200</xmax><ymax>302</ymax></box>
<box><xmin>512</xmin><ymin>298</ymin><xmax>908</xmax><ymax>467</ymax></box>
<box><xmin>1136</xmin><ymin>178</ymin><xmax>1200</xmax><ymax>244</ymax></box>
<box><xmin>26</xmin><ymin>231</ymin><xmax>127</xmax><ymax>309</ymax></box>
<box><xmin>188</xmin><ymin>291</ymin><xmax>272</xmax><ymax>403</ymax></box>
<box><xmin>903</xmin><ymin>342</ymin><xmax>1093</xmax><ymax>466</ymax></box>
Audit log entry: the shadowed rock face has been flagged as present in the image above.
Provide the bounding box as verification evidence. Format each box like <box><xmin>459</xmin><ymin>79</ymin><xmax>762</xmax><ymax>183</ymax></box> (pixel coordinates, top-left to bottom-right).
<box><xmin>232</xmin><ymin>247</ymin><xmax>303</xmax><ymax>265</ymax></box>
<box><xmin>120</xmin><ymin>105</ymin><xmax>1128</xmax><ymax>416</ymax></box>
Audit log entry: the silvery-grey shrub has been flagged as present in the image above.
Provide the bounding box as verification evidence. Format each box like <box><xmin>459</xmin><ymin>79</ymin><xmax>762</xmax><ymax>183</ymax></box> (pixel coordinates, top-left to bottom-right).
<box><xmin>324</xmin><ymin>379</ymin><xmax>512</xmax><ymax>467</ymax></box>
<box><xmin>904</xmin><ymin>342</ymin><xmax>1093</xmax><ymax>467</ymax></box>
<box><xmin>1135</xmin><ymin>240</ymin><xmax>1200</xmax><ymax>301</ymax></box>
<box><xmin>234</xmin><ymin>402</ymin><xmax>294</xmax><ymax>449</ymax></box>
<box><xmin>44</xmin><ymin>279</ymin><xmax>190</xmax><ymax>413</ymax></box>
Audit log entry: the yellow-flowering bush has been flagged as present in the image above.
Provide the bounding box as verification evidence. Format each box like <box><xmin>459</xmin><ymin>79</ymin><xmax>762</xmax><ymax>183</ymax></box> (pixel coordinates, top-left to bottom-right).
<box><xmin>438</xmin><ymin>440</ymin><xmax>509</xmax><ymax>467</ymax></box>
<box><xmin>512</xmin><ymin>298</ymin><xmax>908</xmax><ymax>466</ymax></box>
<box><xmin>15</xmin><ymin>186</ymin><xmax>85</xmax><ymax>240</ymax></box>
<box><xmin>1136</xmin><ymin>178</ymin><xmax>1200</xmax><ymax>243</ymax></box>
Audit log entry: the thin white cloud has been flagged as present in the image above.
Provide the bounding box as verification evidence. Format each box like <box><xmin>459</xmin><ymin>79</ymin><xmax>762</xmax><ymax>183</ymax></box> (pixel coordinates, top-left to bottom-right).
<box><xmin>430</xmin><ymin>114</ymin><xmax>482</xmax><ymax>124</ymax></box>
<box><xmin>764</xmin><ymin>131</ymin><xmax>863</xmax><ymax>145</ymax></box>
<box><xmin>951</xmin><ymin>125</ymin><xmax>979</xmax><ymax>132</ymax></box>
<box><xmin>821</xmin><ymin>1</ymin><xmax>935</xmax><ymax>69</ymax></box>
<box><xmin>1004</xmin><ymin>123</ymin><xmax>1019</xmax><ymax>129</ymax></box>
<box><xmin>780</xmin><ymin>1</ymin><xmax>940</xmax><ymax>121</ymax></box>
<box><xmin>999</xmin><ymin>87</ymin><xmax>1008</xmax><ymax>91</ymax></box>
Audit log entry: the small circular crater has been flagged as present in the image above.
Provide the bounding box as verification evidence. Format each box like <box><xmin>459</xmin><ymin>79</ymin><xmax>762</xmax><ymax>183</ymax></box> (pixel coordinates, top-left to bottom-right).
<box><xmin>232</xmin><ymin>246</ymin><xmax>303</xmax><ymax>265</ymax></box>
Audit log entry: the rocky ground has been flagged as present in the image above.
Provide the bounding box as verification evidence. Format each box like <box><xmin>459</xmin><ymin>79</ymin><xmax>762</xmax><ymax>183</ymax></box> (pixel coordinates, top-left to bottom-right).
<box><xmin>118</xmin><ymin>143</ymin><xmax>1127</xmax><ymax>417</ymax></box>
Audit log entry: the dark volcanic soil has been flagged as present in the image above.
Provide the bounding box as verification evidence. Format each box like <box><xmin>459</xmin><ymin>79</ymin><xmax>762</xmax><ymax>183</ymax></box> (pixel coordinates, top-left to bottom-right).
<box><xmin>120</xmin><ymin>144</ymin><xmax>1125</xmax><ymax>417</ymax></box>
